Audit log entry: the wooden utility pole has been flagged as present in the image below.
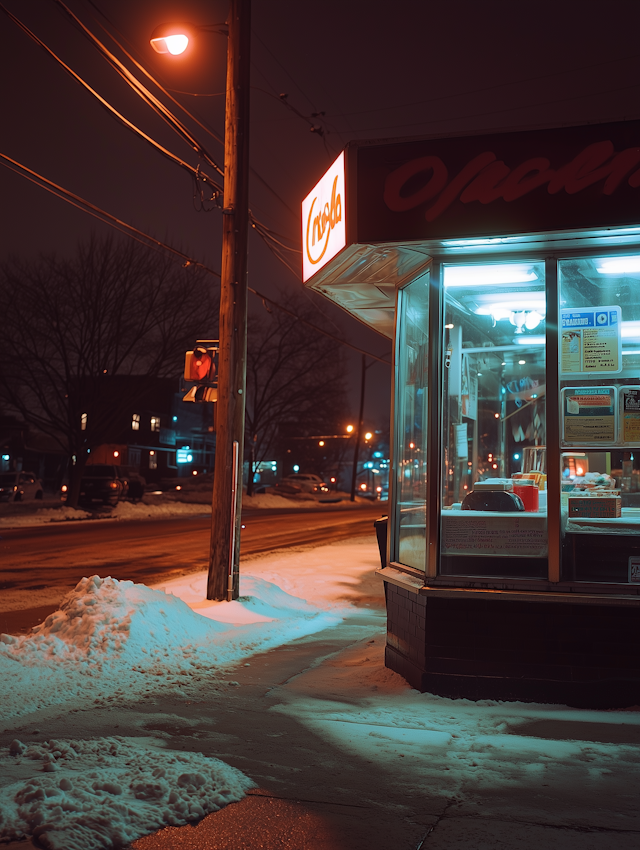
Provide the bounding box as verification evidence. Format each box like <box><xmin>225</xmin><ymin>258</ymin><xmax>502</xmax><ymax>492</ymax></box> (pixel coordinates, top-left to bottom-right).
<box><xmin>207</xmin><ymin>0</ymin><xmax>251</xmax><ymax>601</ymax></box>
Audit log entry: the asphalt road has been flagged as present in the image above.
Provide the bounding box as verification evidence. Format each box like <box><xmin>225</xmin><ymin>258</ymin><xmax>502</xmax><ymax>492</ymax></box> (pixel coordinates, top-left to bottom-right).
<box><xmin>0</xmin><ymin>502</ymin><xmax>386</xmax><ymax>634</ymax></box>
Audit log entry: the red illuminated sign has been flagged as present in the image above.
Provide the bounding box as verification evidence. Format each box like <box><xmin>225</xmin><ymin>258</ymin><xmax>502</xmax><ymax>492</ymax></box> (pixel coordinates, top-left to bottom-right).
<box><xmin>351</xmin><ymin>120</ymin><xmax>640</xmax><ymax>242</ymax></box>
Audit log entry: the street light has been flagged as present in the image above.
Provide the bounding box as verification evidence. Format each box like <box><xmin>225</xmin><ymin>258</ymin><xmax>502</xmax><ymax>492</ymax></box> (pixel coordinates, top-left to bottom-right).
<box><xmin>149</xmin><ymin>24</ymin><xmax>192</xmax><ymax>55</ymax></box>
<box><xmin>151</xmin><ymin>1</ymin><xmax>251</xmax><ymax>603</ymax></box>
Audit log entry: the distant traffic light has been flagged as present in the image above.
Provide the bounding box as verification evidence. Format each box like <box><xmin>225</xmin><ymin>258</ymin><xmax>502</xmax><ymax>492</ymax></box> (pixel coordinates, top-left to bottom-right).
<box><xmin>184</xmin><ymin>345</ymin><xmax>217</xmax><ymax>383</ymax></box>
<box><xmin>183</xmin><ymin>342</ymin><xmax>219</xmax><ymax>403</ymax></box>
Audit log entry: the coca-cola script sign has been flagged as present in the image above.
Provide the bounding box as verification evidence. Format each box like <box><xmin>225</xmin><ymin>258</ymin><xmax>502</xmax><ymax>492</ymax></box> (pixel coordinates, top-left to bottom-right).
<box><xmin>351</xmin><ymin>120</ymin><xmax>640</xmax><ymax>243</ymax></box>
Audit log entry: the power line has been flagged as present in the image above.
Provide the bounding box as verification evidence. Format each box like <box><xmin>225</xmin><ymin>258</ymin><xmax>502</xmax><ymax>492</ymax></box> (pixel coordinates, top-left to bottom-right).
<box><xmin>80</xmin><ymin>0</ymin><xmax>299</xmax><ymax>221</ymax></box>
<box><xmin>4</xmin><ymin>5</ymin><xmax>301</xmax><ymax>269</ymax></box>
<box><xmin>0</xmin><ymin>4</ymin><xmax>223</xmax><ymax>196</ymax></box>
<box><xmin>51</xmin><ymin>0</ymin><xmax>224</xmax><ymax>175</ymax></box>
<box><xmin>0</xmin><ymin>150</ymin><xmax>218</xmax><ymax>275</ymax></box>
<box><xmin>0</xmin><ymin>151</ymin><xmax>391</xmax><ymax>366</ymax></box>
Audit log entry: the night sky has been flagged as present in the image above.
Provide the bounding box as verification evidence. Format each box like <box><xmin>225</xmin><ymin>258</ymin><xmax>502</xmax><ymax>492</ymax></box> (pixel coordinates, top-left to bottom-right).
<box><xmin>1</xmin><ymin>0</ymin><xmax>639</xmax><ymax>424</ymax></box>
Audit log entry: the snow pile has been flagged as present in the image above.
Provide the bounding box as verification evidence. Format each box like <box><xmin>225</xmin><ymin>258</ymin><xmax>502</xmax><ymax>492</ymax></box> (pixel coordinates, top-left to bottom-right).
<box><xmin>0</xmin><ymin>572</ymin><xmax>345</xmax><ymax>720</ymax></box>
<box><xmin>0</xmin><ymin>737</ymin><xmax>253</xmax><ymax>850</ymax></box>
<box><xmin>242</xmin><ymin>492</ymin><xmax>317</xmax><ymax>509</ymax></box>
<box><xmin>0</xmin><ymin>506</ymin><xmax>91</xmax><ymax>527</ymax></box>
<box><xmin>110</xmin><ymin>501</ymin><xmax>209</xmax><ymax>520</ymax></box>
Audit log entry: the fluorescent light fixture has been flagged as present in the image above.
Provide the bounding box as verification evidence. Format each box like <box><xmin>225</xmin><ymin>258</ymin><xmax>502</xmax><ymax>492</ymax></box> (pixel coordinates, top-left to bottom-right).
<box><xmin>515</xmin><ymin>336</ymin><xmax>545</xmax><ymax>345</ymax></box>
<box><xmin>474</xmin><ymin>294</ymin><xmax>546</xmax><ymax>323</ymax></box>
<box><xmin>621</xmin><ymin>321</ymin><xmax>640</xmax><ymax>339</ymax></box>
<box><xmin>622</xmin><ymin>349</ymin><xmax>640</xmax><ymax>355</ymax></box>
<box><xmin>442</xmin><ymin>237</ymin><xmax>504</xmax><ymax>247</ymax></box>
<box><xmin>444</xmin><ymin>264</ymin><xmax>538</xmax><ymax>286</ymax></box>
<box><xmin>596</xmin><ymin>256</ymin><xmax>640</xmax><ymax>274</ymax></box>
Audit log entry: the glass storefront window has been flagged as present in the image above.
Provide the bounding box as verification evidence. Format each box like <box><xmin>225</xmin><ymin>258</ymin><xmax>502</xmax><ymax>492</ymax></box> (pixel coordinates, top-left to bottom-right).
<box><xmin>439</xmin><ymin>261</ymin><xmax>548</xmax><ymax>578</ymax></box>
<box><xmin>394</xmin><ymin>273</ymin><xmax>429</xmax><ymax>571</ymax></box>
<box><xmin>559</xmin><ymin>255</ymin><xmax>640</xmax><ymax>583</ymax></box>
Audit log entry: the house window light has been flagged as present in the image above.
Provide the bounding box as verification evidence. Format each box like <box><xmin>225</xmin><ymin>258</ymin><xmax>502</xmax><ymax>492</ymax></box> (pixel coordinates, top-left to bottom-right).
<box><xmin>80</xmin><ymin>413</ymin><xmax>88</xmax><ymax>430</ymax></box>
<box><xmin>444</xmin><ymin>264</ymin><xmax>538</xmax><ymax>287</ymax></box>
<box><xmin>132</xmin><ymin>413</ymin><xmax>141</xmax><ymax>431</ymax></box>
<box><xmin>150</xmin><ymin>416</ymin><xmax>160</xmax><ymax>432</ymax></box>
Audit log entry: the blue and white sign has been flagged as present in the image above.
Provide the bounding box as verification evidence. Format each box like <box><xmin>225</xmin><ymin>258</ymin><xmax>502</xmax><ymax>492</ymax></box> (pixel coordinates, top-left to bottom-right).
<box><xmin>560</xmin><ymin>305</ymin><xmax>621</xmax><ymax>374</ymax></box>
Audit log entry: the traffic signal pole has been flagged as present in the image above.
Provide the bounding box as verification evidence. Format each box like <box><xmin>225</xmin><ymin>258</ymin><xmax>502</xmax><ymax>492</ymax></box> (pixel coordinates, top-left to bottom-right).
<box><xmin>207</xmin><ymin>0</ymin><xmax>251</xmax><ymax>601</ymax></box>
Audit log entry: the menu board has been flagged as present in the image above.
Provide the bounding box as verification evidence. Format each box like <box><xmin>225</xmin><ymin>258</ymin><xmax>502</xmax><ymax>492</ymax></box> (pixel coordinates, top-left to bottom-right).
<box><xmin>562</xmin><ymin>386</ymin><xmax>617</xmax><ymax>444</ymax></box>
<box><xmin>620</xmin><ymin>387</ymin><xmax>640</xmax><ymax>444</ymax></box>
<box><xmin>560</xmin><ymin>306</ymin><xmax>621</xmax><ymax>374</ymax></box>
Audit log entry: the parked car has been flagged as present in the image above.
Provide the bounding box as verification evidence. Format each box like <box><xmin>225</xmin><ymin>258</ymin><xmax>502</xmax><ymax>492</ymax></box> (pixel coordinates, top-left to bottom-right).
<box><xmin>0</xmin><ymin>471</ymin><xmax>44</xmax><ymax>502</ymax></box>
<box><xmin>78</xmin><ymin>464</ymin><xmax>128</xmax><ymax>507</ymax></box>
<box><xmin>118</xmin><ymin>466</ymin><xmax>147</xmax><ymax>502</ymax></box>
<box><xmin>278</xmin><ymin>473</ymin><xmax>329</xmax><ymax>494</ymax></box>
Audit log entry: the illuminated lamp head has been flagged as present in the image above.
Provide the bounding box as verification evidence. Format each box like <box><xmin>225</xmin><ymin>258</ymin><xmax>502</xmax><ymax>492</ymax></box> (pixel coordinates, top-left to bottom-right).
<box><xmin>150</xmin><ymin>23</ymin><xmax>194</xmax><ymax>55</ymax></box>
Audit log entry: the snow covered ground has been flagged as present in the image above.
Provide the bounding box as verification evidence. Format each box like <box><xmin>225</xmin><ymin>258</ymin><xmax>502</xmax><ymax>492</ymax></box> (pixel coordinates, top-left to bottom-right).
<box><xmin>0</xmin><ymin>491</ymin><xmax>368</xmax><ymax>528</ymax></box>
<box><xmin>0</xmin><ymin>539</ymin><xmax>375</xmax><ymax>848</ymax></box>
<box><xmin>2</xmin><ymin>537</ymin><xmax>639</xmax><ymax>849</ymax></box>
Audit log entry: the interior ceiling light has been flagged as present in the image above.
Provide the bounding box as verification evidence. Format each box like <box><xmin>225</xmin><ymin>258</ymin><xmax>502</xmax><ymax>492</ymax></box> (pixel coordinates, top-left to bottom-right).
<box><xmin>596</xmin><ymin>256</ymin><xmax>640</xmax><ymax>275</ymax></box>
<box><xmin>473</xmin><ymin>294</ymin><xmax>546</xmax><ymax>328</ymax></box>
<box><xmin>621</xmin><ymin>321</ymin><xmax>640</xmax><ymax>340</ymax></box>
<box><xmin>444</xmin><ymin>264</ymin><xmax>538</xmax><ymax>287</ymax></box>
<box><xmin>515</xmin><ymin>335</ymin><xmax>545</xmax><ymax>345</ymax></box>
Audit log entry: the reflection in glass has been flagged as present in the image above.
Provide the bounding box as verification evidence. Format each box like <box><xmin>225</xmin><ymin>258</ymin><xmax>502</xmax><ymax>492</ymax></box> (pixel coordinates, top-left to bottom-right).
<box><xmin>439</xmin><ymin>261</ymin><xmax>548</xmax><ymax>578</ymax></box>
<box><xmin>395</xmin><ymin>273</ymin><xmax>429</xmax><ymax>571</ymax></box>
<box><xmin>559</xmin><ymin>256</ymin><xmax>640</xmax><ymax>583</ymax></box>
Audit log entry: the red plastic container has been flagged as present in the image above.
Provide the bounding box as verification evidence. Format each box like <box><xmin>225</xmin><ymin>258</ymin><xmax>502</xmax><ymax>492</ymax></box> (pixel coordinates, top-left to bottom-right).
<box><xmin>512</xmin><ymin>481</ymin><xmax>539</xmax><ymax>512</ymax></box>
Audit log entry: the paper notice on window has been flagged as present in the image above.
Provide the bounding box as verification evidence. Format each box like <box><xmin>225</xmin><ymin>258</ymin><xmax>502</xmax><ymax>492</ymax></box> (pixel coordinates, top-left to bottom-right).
<box><xmin>460</xmin><ymin>354</ymin><xmax>477</xmax><ymax>420</ymax></box>
<box><xmin>621</xmin><ymin>387</ymin><xmax>640</xmax><ymax>444</ymax></box>
<box><xmin>560</xmin><ymin>306</ymin><xmax>621</xmax><ymax>374</ymax></box>
<box><xmin>441</xmin><ymin>514</ymin><xmax>547</xmax><ymax>557</ymax></box>
<box><xmin>562</xmin><ymin>386</ymin><xmax>616</xmax><ymax>444</ymax></box>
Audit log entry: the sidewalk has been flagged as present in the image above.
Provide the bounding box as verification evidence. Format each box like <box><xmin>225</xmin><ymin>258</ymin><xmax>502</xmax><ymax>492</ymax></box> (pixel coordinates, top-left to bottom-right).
<box><xmin>128</xmin><ymin>617</ymin><xmax>640</xmax><ymax>850</ymax></box>
<box><xmin>1</xmin><ymin>538</ymin><xmax>639</xmax><ymax>849</ymax></box>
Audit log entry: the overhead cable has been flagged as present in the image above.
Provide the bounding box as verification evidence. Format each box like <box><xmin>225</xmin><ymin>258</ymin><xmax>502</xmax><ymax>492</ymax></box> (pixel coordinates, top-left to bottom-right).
<box><xmin>0</xmin><ymin>151</ymin><xmax>391</xmax><ymax>365</ymax></box>
<box><xmin>0</xmin><ymin>151</ymin><xmax>217</xmax><ymax>275</ymax></box>
<box><xmin>0</xmin><ymin>4</ymin><xmax>223</xmax><ymax>197</ymax></box>
<box><xmin>51</xmin><ymin>0</ymin><xmax>224</xmax><ymax>176</ymax></box>
<box><xmin>80</xmin><ymin>0</ymin><xmax>299</xmax><ymax>220</ymax></box>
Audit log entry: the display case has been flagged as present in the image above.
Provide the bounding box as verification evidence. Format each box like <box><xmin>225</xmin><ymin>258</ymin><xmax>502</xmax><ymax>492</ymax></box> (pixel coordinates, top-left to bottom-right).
<box><xmin>301</xmin><ymin>119</ymin><xmax>640</xmax><ymax>706</ymax></box>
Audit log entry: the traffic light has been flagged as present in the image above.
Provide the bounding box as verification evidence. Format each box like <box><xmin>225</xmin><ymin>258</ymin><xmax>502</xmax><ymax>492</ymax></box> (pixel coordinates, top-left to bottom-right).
<box><xmin>183</xmin><ymin>342</ymin><xmax>218</xmax><ymax>403</ymax></box>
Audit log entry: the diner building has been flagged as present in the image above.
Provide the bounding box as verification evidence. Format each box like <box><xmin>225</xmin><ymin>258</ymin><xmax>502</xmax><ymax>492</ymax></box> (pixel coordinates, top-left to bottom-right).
<box><xmin>301</xmin><ymin>119</ymin><xmax>640</xmax><ymax>707</ymax></box>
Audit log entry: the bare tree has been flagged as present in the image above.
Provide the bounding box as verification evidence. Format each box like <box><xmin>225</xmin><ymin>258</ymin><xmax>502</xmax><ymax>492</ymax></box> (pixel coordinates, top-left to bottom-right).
<box><xmin>0</xmin><ymin>235</ymin><xmax>218</xmax><ymax>506</ymax></box>
<box><xmin>245</xmin><ymin>295</ymin><xmax>349</xmax><ymax>494</ymax></box>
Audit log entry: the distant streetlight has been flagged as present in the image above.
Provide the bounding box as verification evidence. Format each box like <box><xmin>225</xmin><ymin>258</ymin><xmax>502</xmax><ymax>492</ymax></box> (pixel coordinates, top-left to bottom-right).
<box><xmin>151</xmin><ymin>1</ymin><xmax>251</xmax><ymax>603</ymax></box>
<box><xmin>364</xmin><ymin>432</ymin><xmax>373</xmax><ymax>441</ymax></box>
<box><xmin>318</xmin><ymin>440</ymin><xmax>325</xmax><ymax>447</ymax></box>
<box><xmin>346</xmin><ymin>424</ymin><xmax>354</xmax><ymax>433</ymax></box>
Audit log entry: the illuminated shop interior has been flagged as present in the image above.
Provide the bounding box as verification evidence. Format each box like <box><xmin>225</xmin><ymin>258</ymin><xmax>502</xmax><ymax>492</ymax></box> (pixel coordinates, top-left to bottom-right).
<box><xmin>303</xmin><ymin>122</ymin><xmax>640</xmax><ymax>704</ymax></box>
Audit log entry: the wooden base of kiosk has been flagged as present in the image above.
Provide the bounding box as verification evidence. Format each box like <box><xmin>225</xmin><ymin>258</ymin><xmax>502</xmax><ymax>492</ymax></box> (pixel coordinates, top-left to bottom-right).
<box><xmin>382</xmin><ymin>575</ymin><xmax>640</xmax><ymax>709</ymax></box>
